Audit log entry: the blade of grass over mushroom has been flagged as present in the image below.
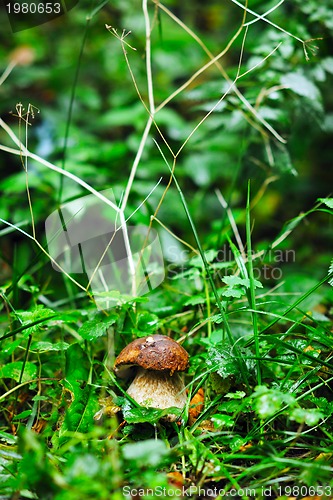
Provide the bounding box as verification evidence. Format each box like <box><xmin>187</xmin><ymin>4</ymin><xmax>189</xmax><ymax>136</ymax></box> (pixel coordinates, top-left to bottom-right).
<box><xmin>105</xmin><ymin>368</ymin><xmax>147</xmax><ymax>409</ymax></box>
<box><xmin>246</xmin><ymin>182</ymin><xmax>261</xmax><ymax>385</ymax></box>
<box><xmin>153</xmin><ymin>140</ymin><xmax>249</xmax><ymax>388</ymax></box>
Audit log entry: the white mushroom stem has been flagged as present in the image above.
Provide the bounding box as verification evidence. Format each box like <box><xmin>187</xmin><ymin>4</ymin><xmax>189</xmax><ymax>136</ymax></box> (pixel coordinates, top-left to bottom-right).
<box><xmin>127</xmin><ymin>368</ymin><xmax>187</xmax><ymax>422</ymax></box>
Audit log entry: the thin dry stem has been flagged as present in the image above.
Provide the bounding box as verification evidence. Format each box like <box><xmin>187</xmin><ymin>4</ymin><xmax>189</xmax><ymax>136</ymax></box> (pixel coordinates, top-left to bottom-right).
<box><xmin>151</xmin><ymin>216</ymin><xmax>199</xmax><ymax>255</ymax></box>
<box><xmin>230</xmin><ymin>0</ymin><xmax>304</xmax><ymax>44</ymax></box>
<box><xmin>154</xmin><ymin>1</ymin><xmax>286</xmax><ymax>144</ymax></box>
<box><xmin>244</xmin><ymin>0</ymin><xmax>285</xmax><ymax>27</ymax></box>
<box><xmin>0</xmin><ymin>120</ymin><xmax>120</xmax><ymax>213</ymax></box>
<box><xmin>0</xmin><ymin>61</ymin><xmax>17</xmax><ymax>87</ymax></box>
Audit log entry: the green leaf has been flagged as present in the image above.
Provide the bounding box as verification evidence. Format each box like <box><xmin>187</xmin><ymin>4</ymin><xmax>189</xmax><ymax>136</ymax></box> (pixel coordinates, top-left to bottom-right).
<box><xmin>61</xmin><ymin>343</ymin><xmax>93</xmax><ymax>433</ymax></box>
<box><xmin>12</xmin><ymin>410</ymin><xmax>33</xmax><ymax>421</ymax></box>
<box><xmin>78</xmin><ymin>312</ymin><xmax>118</xmax><ymax>341</ymax></box>
<box><xmin>14</xmin><ymin>306</ymin><xmax>55</xmax><ymax>338</ymax></box>
<box><xmin>318</xmin><ymin>198</ymin><xmax>333</xmax><ymax>209</ymax></box>
<box><xmin>220</xmin><ymin>275</ymin><xmax>263</xmax><ymax>298</ymax></box>
<box><xmin>281</xmin><ymin>72</ymin><xmax>321</xmax><ymax>100</ymax></box>
<box><xmin>0</xmin><ymin>362</ymin><xmax>37</xmax><ymax>383</ymax></box>
<box><xmin>309</xmin><ymin>397</ymin><xmax>333</xmax><ymax>417</ymax></box>
<box><xmin>61</xmin><ymin>383</ymin><xmax>99</xmax><ymax>436</ymax></box>
<box><xmin>290</xmin><ymin>408</ymin><xmax>324</xmax><ymax>426</ymax></box>
<box><xmin>122</xmin><ymin>401</ymin><xmax>181</xmax><ymax>424</ymax></box>
<box><xmin>207</xmin><ymin>342</ymin><xmax>256</xmax><ymax>383</ymax></box>
<box><xmin>183</xmin><ymin>428</ymin><xmax>218</xmax><ymax>470</ymax></box>
<box><xmin>30</xmin><ymin>341</ymin><xmax>70</xmax><ymax>352</ymax></box>
<box><xmin>184</xmin><ymin>295</ymin><xmax>206</xmax><ymax>306</ymax></box>
<box><xmin>222</xmin><ymin>276</ymin><xmax>263</xmax><ymax>289</ymax></box>
<box><xmin>252</xmin><ymin>386</ymin><xmax>294</xmax><ymax>419</ymax></box>
<box><xmin>64</xmin><ymin>344</ymin><xmax>90</xmax><ymax>390</ymax></box>
<box><xmin>135</xmin><ymin>311</ymin><xmax>160</xmax><ymax>335</ymax></box>
<box><xmin>329</xmin><ymin>260</ymin><xmax>333</xmax><ymax>287</ymax></box>
<box><xmin>211</xmin><ymin>414</ymin><xmax>235</xmax><ymax>428</ymax></box>
<box><xmin>58</xmin><ymin>345</ymin><xmax>99</xmax><ymax>442</ymax></box>
<box><xmin>220</xmin><ymin>287</ymin><xmax>245</xmax><ymax>299</ymax></box>
<box><xmin>225</xmin><ymin>391</ymin><xmax>246</xmax><ymax>400</ymax></box>
<box><xmin>122</xmin><ymin>439</ymin><xmax>169</xmax><ymax>467</ymax></box>
<box><xmin>190</xmin><ymin>249</ymin><xmax>218</xmax><ymax>268</ymax></box>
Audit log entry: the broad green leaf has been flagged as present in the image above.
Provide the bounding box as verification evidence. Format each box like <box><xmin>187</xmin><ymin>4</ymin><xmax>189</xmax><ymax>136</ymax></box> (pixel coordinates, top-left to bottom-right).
<box><xmin>78</xmin><ymin>312</ymin><xmax>118</xmax><ymax>341</ymax></box>
<box><xmin>30</xmin><ymin>341</ymin><xmax>70</xmax><ymax>352</ymax></box>
<box><xmin>318</xmin><ymin>198</ymin><xmax>333</xmax><ymax>209</ymax></box>
<box><xmin>58</xmin><ymin>345</ymin><xmax>99</xmax><ymax>442</ymax></box>
<box><xmin>207</xmin><ymin>342</ymin><xmax>256</xmax><ymax>383</ymax></box>
<box><xmin>0</xmin><ymin>338</ymin><xmax>22</xmax><ymax>356</ymax></box>
<box><xmin>13</xmin><ymin>306</ymin><xmax>55</xmax><ymax>338</ymax></box>
<box><xmin>190</xmin><ymin>249</ymin><xmax>218</xmax><ymax>268</ymax></box>
<box><xmin>290</xmin><ymin>408</ymin><xmax>324</xmax><ymax>426</ymax></box>
<box><xmin>184</xmin><ymin>295</ymin><xmax>206</xmax><ymax>306</ymax></box>
<box><xmin>217</xmin><ymin>399</ymin><xmax>250</xmax><ymax>414</ymax></box>
<box><xmin>12</xmin><ymin>410</ymin><xmax>32</xmax><ymax>421</ymax></box>
<box><xmin>210</xmin><ymin>313</ymin><xmax>225</xmax><ymax>324</ymax></box>
<box><xmin>222</xmin><ymin>276</ymin><xmax>263</xmax><ymax>289</ymax></box>
<box><xmin>220</xmin><ymin>287</ymin><xmax>244</xmax><ymax>299</ymax></box>
<box><xmin>0</xmin><ymin>362</ymin><xmax>37</xmax><ymax>383</ymax></box>
<box><xmin>281</xmin><ymin>72</ymin><xmax>320</xmax><ymax>100</ymax></box>
<box><xmin>225</xmin><ymin>391</ymin><xmax>246</xmax><ymax>400</ymax></box>
<box><xmin>135</xmin><ymin>311</ymin><xmax>160</xmax><ymax>335</ymax></box>
<box><xmin>211</xmin><ymin>414</ymin><xmax>235</xmax><ymax>428</ymax></box>
<box><xmin>252</xmin><ymin>386</ymin><xmax>294</xmax><ymax>419</ymax></box>
<box><xmin>61</xmin><ymin>383</ymin><xmax>99</xmax><ymax>436</ymax></box>
<box><xmin>220</xmin><ymin>275</ymin><xmax>261</xmax><ymax>299</ymax></box>
<box><xmin>309</xmin><ymin>397</ymin><xmax>333</xmax><ymax>416</ymax></box>
<box><xmin>64</xmin><ymin>344</ymin><xmax>90</xmax><ymax>389</ymax></box>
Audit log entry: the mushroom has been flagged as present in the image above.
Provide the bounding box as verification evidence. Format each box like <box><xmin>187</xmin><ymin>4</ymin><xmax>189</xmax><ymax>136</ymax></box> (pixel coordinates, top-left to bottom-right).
<box><xmin>114</xmin><ymin>334</ymin><xmax>189</xmax><ymax>422</ymax></box>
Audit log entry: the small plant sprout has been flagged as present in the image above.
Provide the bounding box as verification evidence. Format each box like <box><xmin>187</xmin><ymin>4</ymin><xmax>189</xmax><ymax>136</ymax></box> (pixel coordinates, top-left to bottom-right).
<box><xmin>114</xmin><ymin>335</ymin><xmax>189</xmax><ymax>422</ymax></box>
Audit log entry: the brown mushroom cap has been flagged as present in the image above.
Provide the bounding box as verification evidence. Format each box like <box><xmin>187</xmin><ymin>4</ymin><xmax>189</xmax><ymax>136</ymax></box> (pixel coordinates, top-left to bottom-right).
<box><xmin>114</xmin><ymin>334</ymin><xmax>189</xmax><ymax>376</ymax></box>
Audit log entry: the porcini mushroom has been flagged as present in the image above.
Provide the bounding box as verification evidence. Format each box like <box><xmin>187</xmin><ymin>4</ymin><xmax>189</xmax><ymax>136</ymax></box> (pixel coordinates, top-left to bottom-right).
<box><xmin>114</xmin><ymin>334</ymin><xmax>189</xmax><ymax>422</ymax></box>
